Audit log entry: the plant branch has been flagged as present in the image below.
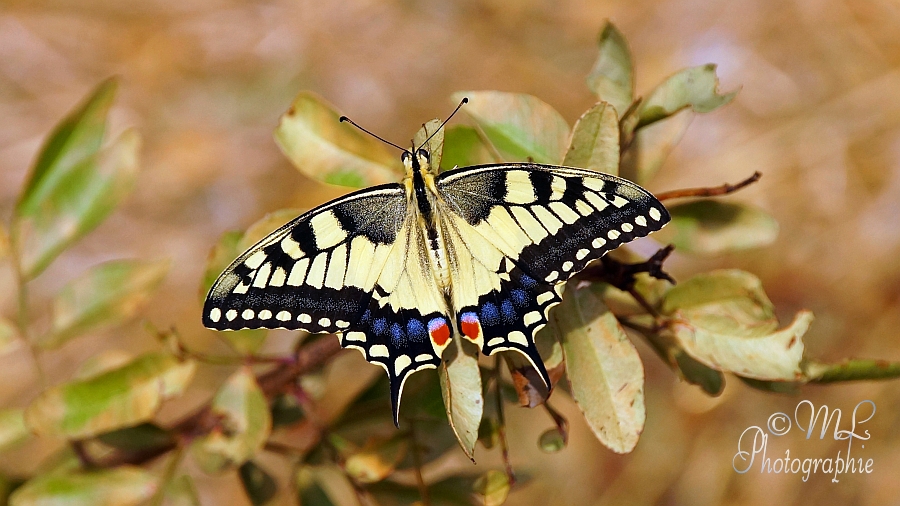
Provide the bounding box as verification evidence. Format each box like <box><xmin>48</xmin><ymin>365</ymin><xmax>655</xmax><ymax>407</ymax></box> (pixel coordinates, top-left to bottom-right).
<box><xmin>655</xmin><ymin>171</ymin><xmax>761</xmax><ymax>201</ymax></box>
<box><xmin>492</xmin><ymin>356</ymin><xmax>516</xmax><ymax>486</ymax></box>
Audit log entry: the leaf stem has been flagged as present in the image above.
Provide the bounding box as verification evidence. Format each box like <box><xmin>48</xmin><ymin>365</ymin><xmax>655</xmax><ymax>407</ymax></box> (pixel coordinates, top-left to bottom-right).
<box><xmin>493</xmin><ymin>356</ymin><xmax>516</xmax><ymax>485</ymax></box>
<box><xmin>805</xmin><ymin>359</ymin><xmax>900</xmax><ymax>383</ymax></box>
<box><xmin>9</xmin><ymin>237</ymin><xmax>46</xmax><ymax>387</ymax></box>
<box><xmin>655</xmin><ymin>171</ymin><xmax>761</xmax><ymax>201</ymax></box>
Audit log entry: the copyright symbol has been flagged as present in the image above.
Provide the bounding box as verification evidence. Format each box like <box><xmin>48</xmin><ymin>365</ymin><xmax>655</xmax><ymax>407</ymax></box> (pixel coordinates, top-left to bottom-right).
<box><xmin>767</xmin><ymin>412</ymin><xmax>791</xmax><ymax>436</ymax></box>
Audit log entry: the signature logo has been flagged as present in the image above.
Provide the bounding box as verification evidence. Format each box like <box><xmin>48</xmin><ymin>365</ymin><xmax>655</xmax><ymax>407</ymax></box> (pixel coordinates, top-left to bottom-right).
<box><xmin>732</xmin><ymin>400</ymin><xmax>875</xmax><ymax>482</ymax></box>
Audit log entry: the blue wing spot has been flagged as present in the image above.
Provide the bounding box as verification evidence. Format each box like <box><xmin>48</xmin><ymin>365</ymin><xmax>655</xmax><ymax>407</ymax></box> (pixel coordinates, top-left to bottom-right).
<box><xmin>407</xmin><ymin>319</ymin><xmax>426</xmax><ymax>342</ymax></box>
<box><xmin>461</xmin><ymin>312</ymin><xmax>479</xmax><ymax>324</ymax></box>
<box><xmin>519</xmin><ymin>273</ymin><xmax>538</xmax><ymax>289</ymax></box>
<box><xmin>360</xmin><ymin>309</ymin><xmax>372</xmax><ymax>323</ymax></box>
<box><xmin>501</xmin><ymin>300</ymin><xmax>516</xmax><ymax>324</ymax></box>
<box><xmin>373</xmin><ymin>318</ymin><xmax>387</xmax><ymax>335</ymax></box>
<box><xmin>510</xmin><ymin>288</ymin><xmax>528</xmax><ymax>307</ymax></box>
<box><xmin>481</xmin><ymin>302</ymin><xmax>500</xmax><ymax>326</ymax></box>
<box><xmin>390</xmin><ymin>323</ymin><xmax>406</xmax><ymax>347</ymax></box>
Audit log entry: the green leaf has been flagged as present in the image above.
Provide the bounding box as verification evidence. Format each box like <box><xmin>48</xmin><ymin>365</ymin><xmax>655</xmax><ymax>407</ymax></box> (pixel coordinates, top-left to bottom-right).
<box><xmin>0</xmin><ymin>409</ymin><xmax>29</xmax><ymax>452</ymax></box>
<box><xmin>190</xmin><ymin>367</ymin><xmax>271</xmax><ymax>473</ymax></box>
<box><xmin>239</xmin><ymin>461</ymin><xmax>278</xmax><ymax>506</ymax></box>
<box><xmin>653</xmin><ymin>200</ymin><xmax>779</xmax><ymax>255</ymax></box>
<box><xmin>637</xmin><ymin>64</ymin><xmax>737</xmax><ymax>129</ymax></box>
<box><xmin>24</xmin><ymin>352</ymin><xmax>196</xmax><ymax>439</ymax></box>
<box><xmin>42</xmin><ymin>259</ymin><xmax>169</xmax><ymax>349</ymax></box>
<box><xmin>586</xmin><ymin>22</ymin><xmax>634</xmax><ymax>115</ymax></box>
<box><xmin>270</xmin><ymin>393</ymin><xmax>305</xmax><ymax>428</ymax></box>
<box><xmin>674</xmin><ymin>350</ymin><xmax>725</xmax><ymax>396</ymax></box>
<box><xmin>441</xmin><ymin>125</ymin><xmax>494</xmax><ymax>170</ymax></box>
<box><xmin>438</xmin><ymin>337</ymin><xmax>483</xmax><ymax>460</ymax></box>
<box><xmin>10</xmin><ymin>467</ymin><xmax>156</xmax><ymax>506</ymax></box>
<box><xmin>414</xmin><ymin>119</ymin><xmax>444</xmax><ymax>171</ymax></box>
<box><xmin>16</xmin><ymin>78</ymin><xmax>117</xmax><ymax>220</ymax></box>
<box><xmin>557</xmin><ymin>285</ymin><xmax>645</xmax><ymax>453</ymax></box>
<box><xmin>472</xmin><ymin>470</ymin><xmax>511</xmax><ymax>506</ymax></box>
<box><xmin>619</xmin><ymin>109</ymin><xmax>692</xmax><ymax>184</ymax></box>
<box><xmin>662</xmin><ymin>270</ymin><xmax>810</xmax><ymax>380</ymax></box>
<box><xmin>295</xmin><ymin>466</ymin><xmax>354</xmax><ymax>506</ymax></box>
<box><xmin>274</xmin><ymin>91</ymin><xmax>402</xmax><ymax>188</ymax></box>
<box><xmin>13</xmin><ymin>128</ymin><xmax>140</xmax><ymax>279</ymax></box>
<box><xmin>343</xmin><ymin>437</ymin><xmax>407</xmax><ymax>484</ymax></box>
<box><xmin>452</xmin><ymin>91</ymin><xmax>569</xmax><ymax>164</ymax></box>
<box><xmin>96</xmin><ymin>423</ymin><xmax>173</xmax><ymax>452</ymax></box>
<box><xmin>563</xmin><ymin>101</ymin><xmax>619</xmax><ymax>175</ymax></box>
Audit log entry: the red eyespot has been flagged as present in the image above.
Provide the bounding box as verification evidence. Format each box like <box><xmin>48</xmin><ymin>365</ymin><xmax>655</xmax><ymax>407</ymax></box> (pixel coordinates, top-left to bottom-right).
<box><xmin>428</xmin><ymin>318</ymin><xmax>450</xmax><ymax>346</ymax></box>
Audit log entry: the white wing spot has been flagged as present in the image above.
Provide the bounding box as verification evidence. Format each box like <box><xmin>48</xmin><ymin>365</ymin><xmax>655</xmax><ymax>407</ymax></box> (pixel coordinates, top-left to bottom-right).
<box><xmin>549</xmin><ymin>201</ymin><xmax>580</xmax><ymax>225</ymax></box>
<box><xmin>576</xmin><ymin>248</ymin><xmax>590</xmax><ymax>260</ymax></box>
<box><xmin>370</xmin><ymin>344</ymin><xmax>389</xmax><ymax>358</ymax></box>
<box><xmin>504</xmin><ymin>170</ymin><xmax>537</xmax><ymax>204</ymax></box>
<box><xmin>508</xmin><ymin>331</ymin><xmax>528</xmax><ymax>346</ymax></box>
<box><xmin>281</xmin><ymin>236</ymin><xmax>303</xmax><ymax>259</ymax></box>
<box><xmin>608</xmin><ymin>229</ymin><xmax>621</xmax><ymax>240</ymax></box>
<box><xmin>592</xmin><ymin>237</ymin><xmax>607</xmax><ymax>249</ymax></box>
<box><xmin>299</xmin><ymin>313</ymin><xmax>312</xmax><ymax>324</ymax></box>
<box><xmin>252</xmin><ymin>263</ymin><xmax>272</xmax><ymax>288</ymax></box>
<box><xmin>258</xmin><ymin>310</ymin><xmax>272</xmax><ymax>320</ymax></box>
<box><xmin>336</xmin><ymin>320</ymin><xmax>349</xmax><ymax>329</ymax></box>
<box><xmin>487</xmin><ymin>337</ymin><xmax>505</xmax><ymax>347</ymax></box>
<box><xmin>537</xmin><ymin>292</ymin><xmax>556</xmax><ymax>305</ymax></box>
<box><xmin>549</xmin><ymin>175</ymin><xmax>567</xmax><ymax>200</ymax></box>
<box><xmin>649</xmin><ymin>207</ymin><xmax>662</xmax><ymax>221</ymax></box>
<box><xmin>346</xmin><ymin>331</ymin><xmax>366</xmax><ymax>342</ymax></box>
<box><xmin>415</xmin><ymin>353</ymin><xmax>432</xmax><ymax>363</ymax></box>
<box><xmin>562</xmin><ymin>261</ymin><xmax>574</xmax><ymax>272</ymax></box>
<box><xmin>609</xmin><ymin>195</ymin><xmax>629</xmax><ymax>208</ymax></box>
<box><xmin>209</xmin><ymin>308</ymin><xmax>221</xmax><ymax>322</ymax></box>
<box><xmin>318</xmin><ymin>317</ymin><xmax>331</xmax><ymax>327</ymax></box>
<box><xmin>394</xmin><ymin>355</ymin><xmax>412</xmax><ymax>376</ymax></box>
<box><xmin>545</xmin><ymin>271</ymin><xmax>559</xmax><ymax>283</ymax></box>
<box><xmin>621</xmin><ymin>222</ymin><xmax>634</xmax><ymax>233</ymax></box>
<box><xmin>226</xmin><ymin>309</ymin><xmax>238</xmax><ymax>321</ymax></box>
<box><xmin>244</xmin><ymin>251</ymin><xmax>267</xmax><ymax>269</ymax></box>
<box><xmin>276</xmin><ymin>311</ymin><xmax>291</xmax><ymax>322</ymax></box>
<box><xmin>287</xmin><ymin>258</ymin><xmax>309</xmax><ymax>287</ymax></box>
<box><xmin>635</xmin><ymin>215</ymin><xmax>648</xmax><ymax>227</ymax></box>
<box><xmin>524</xmin><ymin>311</ymin><xmax>542</xmax><ymax>326</ymax></box>
<box><xmin>233</xmin><ymin>281</ymin><xmax>249</xmax><ymax>294</ymax></box>
<box><xmin>242</xmin><ymin>309</ymin><xmax>255</xmax><ymax>320</ymax></box>
<box><xmin>585</xmin><ymin>192</ymin><xmax>609</xmax><ymax>212</ymax></box>
<box><xmin>309</xmin><ymin>211</ymin><xmax>348</xmax><ymax>250</ymax></box>
<box><xmin>532</xmin><ymin>205</ymin><xmax>564</xmax><ymax>234</ymax></box>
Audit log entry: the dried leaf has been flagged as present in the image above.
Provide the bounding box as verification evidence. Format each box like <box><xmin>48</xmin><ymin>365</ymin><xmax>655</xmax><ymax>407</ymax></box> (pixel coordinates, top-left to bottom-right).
<box><xmin>42</xmin><ymin>259</ymin><xmax>169</xmax><ymax>349</ymax></box>
<box><xmin>274</xmin><ymin>91</ymin><xmax>401</xmax><ymax>187</ymax></box>
<box><xmin>441</xmin><ymin>125</ymin><xmax>494</xmax><ymax>170</ymax></box>
<box><xmin>452</xmin><ymin>91</ymin><xmax>569</xmax><ymax>164</ymax></box>
<box><xmin>190</xmin><ymin>367</ymin><xmax>271</xmax><ymax>473</ymax></box>
<box><xmin>24</xmin><ymin>353</ymin><xmax>196</xmax><ymax>439</ymax></box>
<box><xmin>13</xmin><ymin>128</ymin><xmax>140</xmax><ymax>279</ymax></box>
<box><xmin>557</xmin><ymin>285</ymin><xmax>645</xmax><ymax>453</ymax></box>
<box><xmin>586</xmin><ymin>22</ymin><xmax>634</xmax><ymax>115</ymax></box>
<box><xmin>472</xmin><ymin>470</ymin><xmax>511</xmax><ymax>506</ymax></box>
<box><xmin>663</xmin><ymin>270</ymin><xmax>810</xmax><ymax>380</ymax></box>
<box><xmin>439</xmin><ymin>337</ymin><xmax>483</xmax><ymax>460</ymax></box>
<box><xmin>9</xmin><ymin>467</ymin><xmax>156</xmax><ymax>506</ymax></box>
<box><xmin>343</xmin><ymin>437</ymin><xmax>407</xmax><ymax>484</ymax></box>
<box><xmin>563</xmin><ymin>102</ymin><xmax>619</xmax><ymax>175</ymax></box>
<box><xmin>637</xmin><ymin>64</ymin><xmax>737</xmax><ymax>129</ymax></box>
<box><xmin>414</xmin><ymin>119</ymin><xmax>444</xmax><ymax>171</ymax></box>
<box><xmin>654</xmin><ymin>200</ymin><xmax>779</xmax><ymax>255</ymax></box>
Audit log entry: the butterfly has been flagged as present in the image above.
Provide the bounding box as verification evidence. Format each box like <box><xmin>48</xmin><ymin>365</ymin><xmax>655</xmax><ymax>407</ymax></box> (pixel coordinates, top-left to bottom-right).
<box><xmin>203</xmin><ymin>105</ymin><xmax>670</xmax><ymax>426</ymax></box>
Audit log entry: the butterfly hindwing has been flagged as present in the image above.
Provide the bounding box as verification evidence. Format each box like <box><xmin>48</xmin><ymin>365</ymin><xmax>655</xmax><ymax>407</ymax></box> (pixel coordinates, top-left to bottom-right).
<box><xmin>435</xmin><ymin>163</ymin><xmax>670</xmax><ymax>385</ymax></box>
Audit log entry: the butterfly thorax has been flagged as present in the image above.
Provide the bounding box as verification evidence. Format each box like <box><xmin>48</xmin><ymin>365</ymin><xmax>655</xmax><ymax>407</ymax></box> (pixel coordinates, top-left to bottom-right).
<box><xmin>403</xmin><ymin>149</ymin><xmax>452</xmax><ymax>292</ymax></box>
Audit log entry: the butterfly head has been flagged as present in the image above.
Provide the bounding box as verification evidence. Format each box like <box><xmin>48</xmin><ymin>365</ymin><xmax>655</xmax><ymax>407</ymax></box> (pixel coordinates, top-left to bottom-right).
<box><xmin>401</xmin><ymin>147</ymin><xmax>434</xmax><ymax>176</ymax></box>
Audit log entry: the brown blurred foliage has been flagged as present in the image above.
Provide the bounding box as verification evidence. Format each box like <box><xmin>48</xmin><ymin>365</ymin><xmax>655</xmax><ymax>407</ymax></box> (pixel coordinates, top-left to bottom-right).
<box><xmin>2</xmin><ymin>0</ymin><xmax>900</xmax><ymax>505</ymax></box>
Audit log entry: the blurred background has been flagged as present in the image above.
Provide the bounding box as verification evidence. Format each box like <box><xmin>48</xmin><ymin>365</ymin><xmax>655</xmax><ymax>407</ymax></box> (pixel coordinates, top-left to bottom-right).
<box><xmin>1</xmin><ymin>0</ymin><xmax>900</xmax><ymax>504</ymax></box>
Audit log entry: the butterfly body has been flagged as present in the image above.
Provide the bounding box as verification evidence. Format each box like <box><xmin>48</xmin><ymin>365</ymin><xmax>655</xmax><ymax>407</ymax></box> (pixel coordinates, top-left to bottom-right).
<box><xmin>204</xmin><ymin>147</ymin><xmax>670</xmax><ymax>426</ymax></box>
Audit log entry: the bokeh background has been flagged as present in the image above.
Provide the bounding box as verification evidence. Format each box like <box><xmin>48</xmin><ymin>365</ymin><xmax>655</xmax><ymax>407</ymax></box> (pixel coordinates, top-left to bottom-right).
<box><xmin>2</xmin><ymin>0</ymin><xmax>900</xmax><ymax>504</ymax></box>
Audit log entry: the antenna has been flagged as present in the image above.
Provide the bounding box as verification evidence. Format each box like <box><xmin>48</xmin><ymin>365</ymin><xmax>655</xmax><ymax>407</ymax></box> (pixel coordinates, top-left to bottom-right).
<box><xmin>420</xmin><ymin>97</ymin><xmax>469</xmax><ymax>148</ymax></box>
<box><xmin>339</xmin><ymin>116</ymin><xmax>407</xmax><ymax>152</ymax></box>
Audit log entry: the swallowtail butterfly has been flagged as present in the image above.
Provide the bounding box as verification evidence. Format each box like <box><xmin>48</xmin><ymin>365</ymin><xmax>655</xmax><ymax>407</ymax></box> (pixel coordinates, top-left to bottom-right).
<box><xmin>203</xmin><ymin>107</ymin><xmax>670</xmax><ymax>426</ymax></box>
